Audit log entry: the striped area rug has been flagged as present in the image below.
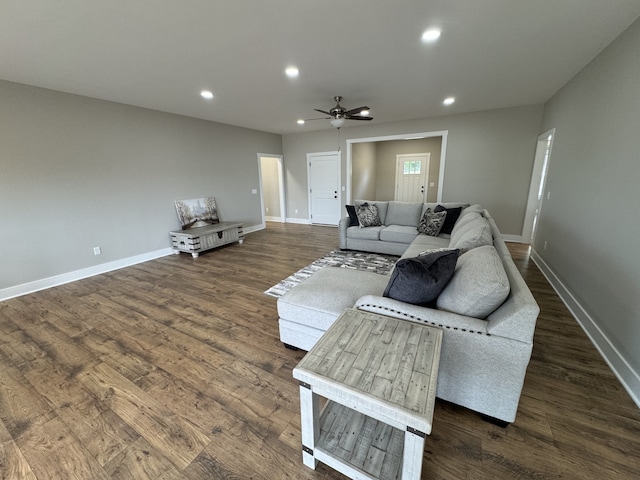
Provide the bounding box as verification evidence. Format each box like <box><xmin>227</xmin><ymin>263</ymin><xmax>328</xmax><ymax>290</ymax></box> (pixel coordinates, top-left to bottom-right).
<box><xmin>264</xmin><ymin>250</ymin><xmax>398</xmax><ymax>298</ymax></box>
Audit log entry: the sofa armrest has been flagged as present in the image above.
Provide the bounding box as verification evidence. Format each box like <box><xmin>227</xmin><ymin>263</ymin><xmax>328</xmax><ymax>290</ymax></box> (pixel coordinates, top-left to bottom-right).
<box><xmin>355</xmin><ymin>295</ymin><xmax>490</xmax><ymax>335</ymax></box>
<box><xmin>486</xmin><ymin>254</ymin><xmax>539</xmax><ymax>343</ymax></box>
<box><xmin>339</xmin><ymin>216</ymin><xmax>351</xmax><ymax>249</ymax></box>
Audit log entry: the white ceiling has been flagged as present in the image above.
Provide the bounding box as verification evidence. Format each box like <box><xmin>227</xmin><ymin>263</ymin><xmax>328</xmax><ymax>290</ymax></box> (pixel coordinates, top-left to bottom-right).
<box><xmin>2</xmin><ymin>1</ymin><xmax>640</xmax><ymax>134</ymax></box>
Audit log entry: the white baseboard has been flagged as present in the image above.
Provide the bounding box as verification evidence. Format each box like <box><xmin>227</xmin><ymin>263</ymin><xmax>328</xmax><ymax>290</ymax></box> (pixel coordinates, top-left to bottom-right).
<box><xmin>285</xmin><ymin>217</ymin><xmax>311</xmax><ymax>224</ymax></box>
<box><xmin>531</xmin><ymin>249</ymin><xmax>640</xmax><ymax>408</ymax></box>
<box><xmin>503</xmin><ymin>234</ymin><xmax>523</xmax><ymax>243</ymax></box>
<box><xmin>265</xmin><ymin>216</ymin><xmax>285</xmax><ymax>223</ymax></box>
<box><xmin>1</xmin><ymin>224</ymin><xmax>267</xmax><ymax>302</ymax></box>
<box><xmin>243</xmin><ymin>224</ymin><xmax>264</xmax><ymax>234</ymax></box>
<box><xmin>0</xmin><ymin>247</ymin><xmax>175</xmax><ymax>302</ymax></box>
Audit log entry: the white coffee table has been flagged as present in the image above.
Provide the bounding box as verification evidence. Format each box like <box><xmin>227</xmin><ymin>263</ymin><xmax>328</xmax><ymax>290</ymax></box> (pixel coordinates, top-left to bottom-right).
<box><xmin>293</xmin><ymin>308</ymin><xmax>442</xmax><ymax>480</ymax></box>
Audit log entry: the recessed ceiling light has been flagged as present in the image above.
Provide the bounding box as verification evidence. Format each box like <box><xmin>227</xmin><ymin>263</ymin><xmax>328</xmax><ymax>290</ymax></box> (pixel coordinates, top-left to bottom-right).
<box><xmin>421</xmin><ymin>29</ymin><xmax>441</xmax><ymax>42</ymax></box>
<box><xmin>297</xmin><ymin>119</ymin><xmax>305</xmax><ymax>125</ymax></box>
<box><xmin>285</xmin><ymin>67</ymin><xmax>299</xmax><ymax>78</ymax></box>
<box><xmin>443</xmin><ymin>97</ymin><xmax>455</xmax><ymax>105</ymax></box>
<box><xmin>200</xmin><ymin>90</ymin><xmax>214</xmax><ymax>100</ymax></box>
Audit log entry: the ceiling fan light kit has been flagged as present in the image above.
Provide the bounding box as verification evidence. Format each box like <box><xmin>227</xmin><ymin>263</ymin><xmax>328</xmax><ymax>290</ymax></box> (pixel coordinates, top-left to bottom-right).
<box><xmin>330</xmin><ymin>117</ymin><xmax>346</xmax><ymax>129</ymax></box>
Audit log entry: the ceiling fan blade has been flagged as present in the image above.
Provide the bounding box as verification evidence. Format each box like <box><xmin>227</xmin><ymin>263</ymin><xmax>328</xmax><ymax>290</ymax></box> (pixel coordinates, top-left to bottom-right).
<box><xmin>344</xmin><ymin>106</ymin><xmax>370</xmax><ymax>116</ymax></box>
<box><xmin>345</xmin><ymin>115</ymin><xmax>373</xmax><ymax>121</ymax></box>
<box><xmin>303</xmin><ymin>117</ymin><xmax>330</xmax><ymax>121</ymax></box>
<box><xmin>314</xmin><ymin>109</ymin><xmax>332</xmax><ymax>115</ymax></box>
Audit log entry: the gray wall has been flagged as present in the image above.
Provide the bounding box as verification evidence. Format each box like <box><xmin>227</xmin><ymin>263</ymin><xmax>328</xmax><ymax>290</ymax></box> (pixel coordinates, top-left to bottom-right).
<box><xmin>282</xmin><ymin>105</ymin><xmax>544</xmax><ymax>235</ymax></box>
<box><xmin>0</xmin><ymin>80</ymin><xmax>282</xmax><ymax>291</ymax></box>
<box><xmin>352</xmin><ymin>142</ymin><xmax>378</xmax><ymax>200</ymax></box>
<box><xmin>536</xmin><ymin>19</ymin><xmax>640</xmax><ymax>384</ymax></box>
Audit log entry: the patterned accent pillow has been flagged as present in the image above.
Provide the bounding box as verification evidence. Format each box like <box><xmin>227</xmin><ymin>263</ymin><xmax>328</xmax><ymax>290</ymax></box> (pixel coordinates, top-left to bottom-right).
<box><xmin>356</xmin><ymin>203</ymin><xmax>382</xmax><ymax>228</ymax></box>
<box><xmin>419</xmin><ymin>247</ymin><xmax>459</xmax><ymax>257</ymax></box>
<box><xmin>417</xmin><ymin>208</ymin><xmax>447</xmax><ymax>236</ymax></box>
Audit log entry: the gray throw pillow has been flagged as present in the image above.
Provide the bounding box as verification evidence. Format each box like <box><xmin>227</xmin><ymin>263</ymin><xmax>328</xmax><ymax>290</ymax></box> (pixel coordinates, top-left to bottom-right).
<box><xmin>383</xmin><ymin>249</ymin><xmax>459</xmax><ymax>306</ymax></box>
<box><xmin>356</xmin><ymin>203</ymin><xmax>382</xmax><ymax>228</ymax></box>
<box><xmin>417</xmin><ymin>208</ymin><xmax>447</xmax><ymax>236</ymax></box>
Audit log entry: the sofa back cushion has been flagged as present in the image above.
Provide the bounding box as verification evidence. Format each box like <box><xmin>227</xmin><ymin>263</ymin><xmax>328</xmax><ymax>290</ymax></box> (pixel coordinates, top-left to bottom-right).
<box><xmin>385</xmin><ymin>201</ymin><xmax>423</xmax><ymax>226</ymax></box>
<box><xmin>437</xmin><ymin>245</ymin><xmax>510</xmax><ymax>318</ymax></box>
<box><xmin>355</xmin><ymin>200</ymin><xmax>388</xmax><ymax>224</ymax></box>
<box><xmin>450</xmin><ymin>210</ymin><xmax>483</xmax><ymax>237</ymax></box>
<box><xmin>449</xmin><ymin>217</ymin><xmax>493</xmax><ymax>253</ymax></box>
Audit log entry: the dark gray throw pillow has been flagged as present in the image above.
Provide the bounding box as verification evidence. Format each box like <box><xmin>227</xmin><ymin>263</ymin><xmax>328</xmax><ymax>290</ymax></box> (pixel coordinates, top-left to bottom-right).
<box><xmin>383</xmin><ymin>249</ymin><xmax>459</xmax><ymax>306</ymax></box>
<box><xmin>434</xmin><ymin>205</ymin><xmax>463</xmax><ymax>235</ymax></box>
<box><xmin>345</xmin><ymin>205</ymin><xmax>359</xmax><ymax>226</ymax></box>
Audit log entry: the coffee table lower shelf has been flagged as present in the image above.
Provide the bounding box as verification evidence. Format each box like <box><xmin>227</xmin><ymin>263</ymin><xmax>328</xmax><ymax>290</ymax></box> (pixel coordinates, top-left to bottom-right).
<box><xmin>316</xmin><ymin>401</ymin><xmax>404</xmax><ymax>480</ymax></box>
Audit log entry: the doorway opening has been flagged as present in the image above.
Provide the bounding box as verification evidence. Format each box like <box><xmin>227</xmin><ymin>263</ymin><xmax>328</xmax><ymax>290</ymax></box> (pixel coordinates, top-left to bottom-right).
<box><xmin>258</xmin><ymin>154</ymin><xmax>286</xmax><ymax>227</ymax></box>
<box><xmin>522</xmin><ymin>129</ymin><xmax>555</xmax><ymax>243</ymax></box>
<box><xmin>346</xmin><ymin>131</ymin><xmax>448</xmax><ymax>204</ymax></box>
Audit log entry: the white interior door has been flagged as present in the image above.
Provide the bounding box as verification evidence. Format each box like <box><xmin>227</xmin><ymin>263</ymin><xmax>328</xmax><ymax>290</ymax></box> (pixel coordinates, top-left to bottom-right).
<box><xmin>308</xmin><ymin>152</ymin><xmax>340</xmax><ymax>225</ymax></box>
<box><xmin>523</xmin><ymin>130</ymin><xmax>555</xmax><ymax>243</ymax></box>
<box><xmin>395</xmin><ymin>153</ymin><xmax>430</xmax><ymax>202</ymax></box>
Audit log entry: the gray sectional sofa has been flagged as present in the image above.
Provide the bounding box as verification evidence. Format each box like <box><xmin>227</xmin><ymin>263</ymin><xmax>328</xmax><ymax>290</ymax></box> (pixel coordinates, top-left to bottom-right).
<box><xmin>277</xmin><ymin>201</ymin><xmax>539</xmax><ymax>423</ymax></box>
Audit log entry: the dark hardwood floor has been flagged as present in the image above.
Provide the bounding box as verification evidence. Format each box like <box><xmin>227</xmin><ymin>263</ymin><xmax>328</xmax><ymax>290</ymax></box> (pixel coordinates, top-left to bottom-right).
<box><xmin>1</xmin><ymin>222</ymin><xmax>639</xmax><ymax>479</ymax></box>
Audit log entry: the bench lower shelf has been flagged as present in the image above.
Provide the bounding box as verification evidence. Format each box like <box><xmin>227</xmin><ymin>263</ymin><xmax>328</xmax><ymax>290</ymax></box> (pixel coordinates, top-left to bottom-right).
<box><xmin>316</xmin><ymin>401</ymin><xmax>404</xmax><ymax>480</ymax></box>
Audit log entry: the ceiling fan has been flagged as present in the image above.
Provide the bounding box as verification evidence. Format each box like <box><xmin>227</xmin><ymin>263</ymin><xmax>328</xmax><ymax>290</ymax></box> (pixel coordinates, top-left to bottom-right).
<box><xmin>310</xmin><ymin>96</ymin><xmax>373</xmax><ymax>128</ymax></box>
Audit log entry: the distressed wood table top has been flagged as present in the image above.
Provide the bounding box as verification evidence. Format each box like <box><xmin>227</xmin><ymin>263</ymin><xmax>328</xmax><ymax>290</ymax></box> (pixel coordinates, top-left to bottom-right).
<box><xmin>294</xmin><ymin>308</ymin><xmax>442</xmax><ymax>435</ymax></box>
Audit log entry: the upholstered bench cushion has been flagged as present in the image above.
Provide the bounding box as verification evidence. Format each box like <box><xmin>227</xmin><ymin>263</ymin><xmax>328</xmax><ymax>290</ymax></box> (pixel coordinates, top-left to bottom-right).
<box><xmin>277</xmin><ymin>267</ymin><xmax>389</xmax><ymax>331</ymax></box>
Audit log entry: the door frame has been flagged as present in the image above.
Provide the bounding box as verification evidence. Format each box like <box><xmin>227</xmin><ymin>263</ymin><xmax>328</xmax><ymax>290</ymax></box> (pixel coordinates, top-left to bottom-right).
<box><xmin>522</xmin><ymin>129</ymin><xmax>555</xmax><ymax>243</ymax></box>
<box><xmin>346</xmin><ymin>130</ymin><xmax>448</xmax><ymax>204</ymax></box>
<box><xmin>395</xmin><ymin>153</ymin><xmax>430</xmax><ymax>202</ymax></box>
<box><xmin>257</xmin><ymin>153</ymin><xmax>286</xmax><ymax>228</ymax></box>
<box><xmin>307</xmin><ymin>151</ymin><xmax>341</xmax><ymax>225</ymax></box>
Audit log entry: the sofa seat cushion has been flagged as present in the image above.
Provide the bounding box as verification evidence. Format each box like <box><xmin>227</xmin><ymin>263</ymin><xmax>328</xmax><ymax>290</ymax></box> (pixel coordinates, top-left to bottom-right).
<box><xmin>401</xmin><ymin>237</ymin><xmax>450</xmax><ymax>259</ymax></box>
<box><xmin>277</xmin><ymin>267</ymin><xmax>389</xmax><ymax>331</ymax></box>
<box><xmin>437</xmin><ymin>245</ymin><xmax>510</xmax><ymax>318</ymax></box>
<box><xmin>385</xmin><ymin>201</ymin><xmax>423</xmax><ymax>226</ymax></box>
<box><xmin>346</xmin><ymin>225</ymin><xmax>384</xmax><ymax>241</ymax></box>
<box><xmin>379</xmin><ymin>225</ymin><xmax>419</xmax><ymax>244</ymax></box>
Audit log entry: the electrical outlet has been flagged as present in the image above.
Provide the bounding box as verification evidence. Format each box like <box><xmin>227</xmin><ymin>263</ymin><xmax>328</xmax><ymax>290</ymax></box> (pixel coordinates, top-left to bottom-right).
<box><xmin>295</xmin><ymin>209</ymin><xmax>298</xmax><ymax>214</ymax></box>
<box><xmin>266</xmin><ymin>207</ymin><xmax>269</xmax><ymax>212</ymax></box>
<box><xmin>543</xmin><ymin>241</ymin><xmax>547</xmax><ymax>251</ymax></box>
<box><xmin>93</xmin><ymin>246</ymin><xmax>102</xmax><ymax>255</ymax></box>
